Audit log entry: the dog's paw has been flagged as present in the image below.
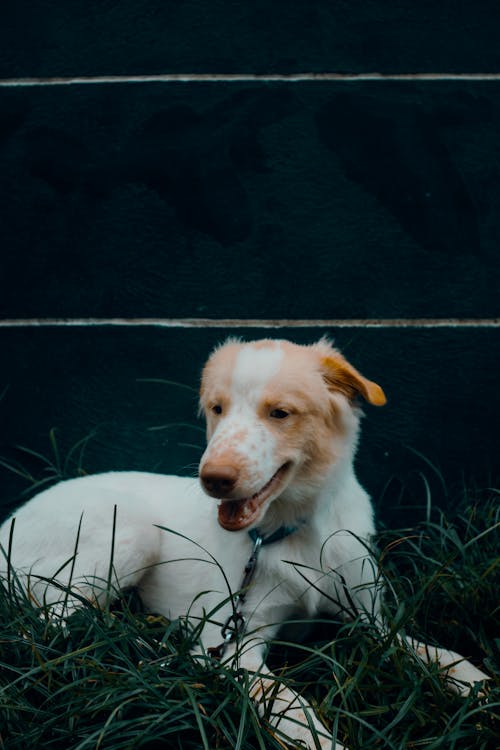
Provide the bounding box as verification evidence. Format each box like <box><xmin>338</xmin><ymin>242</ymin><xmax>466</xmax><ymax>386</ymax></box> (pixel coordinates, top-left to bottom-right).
<box><xmin>266</xmin><ymin>721</ymin><xmax>346</xmax><ymax>750</ymax></box>
<box><xmin>412</xmin><ymin>641</ymin><xmax>490</xmax><ymax>697</ymax></box>
<box><xmin>251</xmin><ymin>677</ymin><xmax>346</xmax><ymax>750</ymax></box>
<box><xmin>442</xmin><ymin>659</ymin><xmax>491</xmax><ymax>698</ymax></box>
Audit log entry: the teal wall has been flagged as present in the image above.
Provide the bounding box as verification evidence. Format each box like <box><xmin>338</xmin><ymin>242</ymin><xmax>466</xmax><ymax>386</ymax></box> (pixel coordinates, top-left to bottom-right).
<box><xmin>1</xmin><ymin>3</ymin><xmax>499</xmax><ymax>522</ymax></box>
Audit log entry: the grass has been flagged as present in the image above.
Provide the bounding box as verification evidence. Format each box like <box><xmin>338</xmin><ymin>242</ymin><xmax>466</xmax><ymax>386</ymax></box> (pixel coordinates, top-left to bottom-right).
<box><xmin>0</xmin><ymin>456</ymin><xmax>498</xmax><ymax>748</ymax></box>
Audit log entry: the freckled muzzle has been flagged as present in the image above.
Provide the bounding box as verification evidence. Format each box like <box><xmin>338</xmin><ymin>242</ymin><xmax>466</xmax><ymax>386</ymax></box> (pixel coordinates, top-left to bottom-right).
<box><xmin>199</xmin><ymin>401</ymin><xmax>290</xmax><ymax>530</ymax></box>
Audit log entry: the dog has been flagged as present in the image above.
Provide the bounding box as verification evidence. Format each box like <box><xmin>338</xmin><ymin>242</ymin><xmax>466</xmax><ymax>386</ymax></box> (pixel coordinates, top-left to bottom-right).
<box><xmin>0</xmin><ymin>338</ymin><xmax>489</xmax><ymax>749</ymax></box>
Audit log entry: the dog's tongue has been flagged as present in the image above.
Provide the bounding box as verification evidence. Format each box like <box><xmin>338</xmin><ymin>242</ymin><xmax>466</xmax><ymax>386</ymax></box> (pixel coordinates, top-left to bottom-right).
<box><xmin>218</xmin><ymin>498</ymin><xmax>255</xmax><ymax>531</ymax></box>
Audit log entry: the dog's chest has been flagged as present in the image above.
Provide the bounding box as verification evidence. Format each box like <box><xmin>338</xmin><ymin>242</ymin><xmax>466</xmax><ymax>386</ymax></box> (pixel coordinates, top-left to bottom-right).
<box><xmin>247</xmin><ymin>538</ymin><xmax>325</xmax><ymax>615</ymax></box>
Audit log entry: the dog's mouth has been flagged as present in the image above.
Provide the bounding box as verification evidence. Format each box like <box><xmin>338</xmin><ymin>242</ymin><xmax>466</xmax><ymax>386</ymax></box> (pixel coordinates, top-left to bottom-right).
<box><xmin>217</xmin><ymin>463</ymin><xmax>292</xmax><ymax>531</ymax></box>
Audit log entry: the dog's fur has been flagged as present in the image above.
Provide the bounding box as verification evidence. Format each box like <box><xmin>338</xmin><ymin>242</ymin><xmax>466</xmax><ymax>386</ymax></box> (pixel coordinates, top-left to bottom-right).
<box><xmin>0</xmin><ymin>338</ymin><xmax>489</xmax><ymax>749</ymax></box>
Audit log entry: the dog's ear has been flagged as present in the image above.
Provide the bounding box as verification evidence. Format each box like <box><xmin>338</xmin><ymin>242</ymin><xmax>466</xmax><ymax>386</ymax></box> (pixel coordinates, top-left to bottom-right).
<box><xmin>320</xmin><ymin>352</ymin><xmax>386</xmax><ymax>406</ymax></box>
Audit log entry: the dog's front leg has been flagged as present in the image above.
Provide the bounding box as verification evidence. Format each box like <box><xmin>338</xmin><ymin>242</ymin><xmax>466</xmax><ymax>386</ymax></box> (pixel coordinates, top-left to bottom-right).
<box><xmin>404</xmin><ymin>636</ymin><xmax>490</xmax><ymax>696</ymax></box>
<box><xmin>249</xmin><ymin>662</ymin><xmax>347</xmax><ymax>750</ymax></box>
<box><xmin>231</xmin><ymin>642</ymin><xmax>346</xmax><ymax>750</ymax></box>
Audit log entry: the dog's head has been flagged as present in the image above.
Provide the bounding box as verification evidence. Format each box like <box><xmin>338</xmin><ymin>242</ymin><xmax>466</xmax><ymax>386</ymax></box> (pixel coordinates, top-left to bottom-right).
<box><xmin>198</xmin><ymin>338</ymin><xmax>385</xmax><ymax>532</ymax></box>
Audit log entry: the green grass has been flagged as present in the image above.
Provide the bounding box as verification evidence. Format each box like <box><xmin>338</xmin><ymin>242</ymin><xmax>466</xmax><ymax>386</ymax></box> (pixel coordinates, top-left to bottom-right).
<box><xmin>0</xmin><ymin>486</ymin><xmax>499</xmax><ymax>749</ymax></box>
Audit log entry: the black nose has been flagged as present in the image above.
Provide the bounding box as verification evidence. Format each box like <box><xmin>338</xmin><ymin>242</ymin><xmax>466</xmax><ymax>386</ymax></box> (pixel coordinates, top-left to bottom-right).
<box><xmin>200</xmin><ymin>463</ymin><xmax>239</xmax><ymax>497</ymax></box>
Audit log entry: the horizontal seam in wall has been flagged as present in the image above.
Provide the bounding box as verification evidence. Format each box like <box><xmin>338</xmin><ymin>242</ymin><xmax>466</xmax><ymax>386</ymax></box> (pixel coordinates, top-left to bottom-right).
<box><xmin>0</xmin><ymin>318</ymin><xmax>499</xmax><ymax>329</ymax></box>
<box><xmin>2</xmin><ymin>72</ymin><xmax>500</xmax><ymax>87</ymax></box>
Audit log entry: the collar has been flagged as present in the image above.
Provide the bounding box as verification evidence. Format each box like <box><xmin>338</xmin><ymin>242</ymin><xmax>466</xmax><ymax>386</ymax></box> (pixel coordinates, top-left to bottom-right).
<box><xmin>248</xmin><ymin>521</ymin><xmax>305</xmax><ymax>546</ymax></box>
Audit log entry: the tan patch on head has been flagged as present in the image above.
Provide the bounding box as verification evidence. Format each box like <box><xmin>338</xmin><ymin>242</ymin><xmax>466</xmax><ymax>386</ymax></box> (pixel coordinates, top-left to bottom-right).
<box><xmin>200</xmin><ymin>338</ymin><xmax>284</xmax><ymax>409</ymax></box>
<box><xmin>252</xmin><ymin>341</ymin><xmax>347</xmax><ymax>483</ymax></box>
<box><xmin>248</xmin><ymin>338</ymin><xmax>282</xmax><ymax>351</ymax></box>
<box><xmin>199</xmin><ymin>340</ymin><xmax>242</xmax><ymax>411</ymax></box>
<box><xmin>200</xmin><ymin>337</ymin><xmax>385</xmax><ymax>407</ymax></box>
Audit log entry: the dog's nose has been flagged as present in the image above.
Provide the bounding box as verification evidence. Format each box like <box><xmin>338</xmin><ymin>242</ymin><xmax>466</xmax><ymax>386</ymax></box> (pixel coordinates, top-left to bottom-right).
<box><xmin>200</xmin><ymin>463</ymin><xmax>239</xmax><ymax>497</ymax></box>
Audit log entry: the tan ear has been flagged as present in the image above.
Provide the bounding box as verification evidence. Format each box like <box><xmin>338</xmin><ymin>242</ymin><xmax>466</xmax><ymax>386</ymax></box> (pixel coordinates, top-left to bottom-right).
<box><xmin>320</xmin><ymin>353</ymin><xmax>386</xmax><ymax>406</ymax></box>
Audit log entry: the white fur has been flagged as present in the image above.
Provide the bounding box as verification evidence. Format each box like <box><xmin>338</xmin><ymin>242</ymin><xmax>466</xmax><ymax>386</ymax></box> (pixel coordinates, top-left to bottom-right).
<box><xmin>0</xmin><ymin>339</ymin><xmax>489</xmax><ymax>750</ymax></box>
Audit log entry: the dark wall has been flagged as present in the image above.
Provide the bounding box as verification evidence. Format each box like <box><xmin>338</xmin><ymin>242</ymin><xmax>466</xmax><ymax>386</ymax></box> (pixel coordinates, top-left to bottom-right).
<box><xmin>1</xmin><ymin>82</ymin><xmax>499</xmax><ymax>320</ymax></box>
<box><xmin>1</xmin><ymin>3</ymin><xmax>499</xmax><ymax>523</ymax></box>
<box><xmin>2</xmin><ymin>2</ymin><xmax>500</xmax><ymax>76</ymax></box>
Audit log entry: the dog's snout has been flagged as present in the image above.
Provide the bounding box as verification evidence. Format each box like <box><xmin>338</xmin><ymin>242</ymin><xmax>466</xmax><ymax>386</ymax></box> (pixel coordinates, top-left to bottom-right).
<box><xmin>200</xmin><ymin>463</ymin><xmax>239</xmax><ymax>497</ymax></box>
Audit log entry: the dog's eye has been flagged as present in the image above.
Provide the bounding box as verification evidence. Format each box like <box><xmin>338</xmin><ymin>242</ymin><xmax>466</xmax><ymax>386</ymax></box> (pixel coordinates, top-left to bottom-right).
<box><xmin>211</xmin><ymin>404</ymin><xmax>223</xmax><ymax>415</ymax></box>
<box><xmin>269</xmin><ymin>408</ymin><xmax>289</xmax><ymax>420</ymax></box>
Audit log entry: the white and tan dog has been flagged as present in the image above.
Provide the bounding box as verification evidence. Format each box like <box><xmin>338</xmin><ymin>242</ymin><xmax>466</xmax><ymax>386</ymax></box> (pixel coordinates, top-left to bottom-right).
<box><xmin>0</xmin><ymin>338</ymin><xmax>488</xmax><ymax>749</ymax></box>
